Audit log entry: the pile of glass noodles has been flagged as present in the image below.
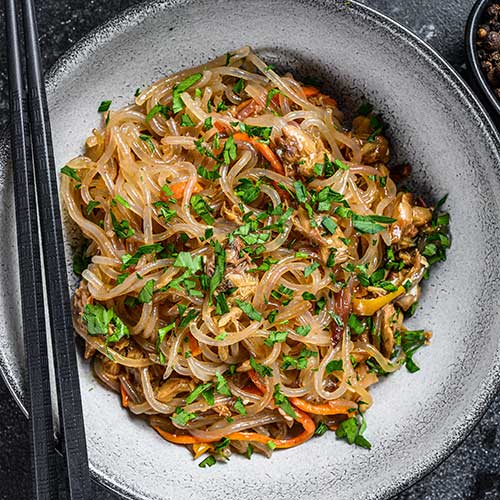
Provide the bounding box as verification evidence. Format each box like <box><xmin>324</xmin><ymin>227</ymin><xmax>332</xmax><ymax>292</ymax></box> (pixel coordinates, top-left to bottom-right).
<box><xmin>62</xmin><ymin>46</ymin><xmax>450</xmax><ymax>465</ymax></box>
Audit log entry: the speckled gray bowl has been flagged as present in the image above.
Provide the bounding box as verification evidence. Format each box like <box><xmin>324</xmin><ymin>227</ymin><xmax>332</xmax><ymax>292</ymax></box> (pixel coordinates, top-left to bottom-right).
<box><xmin>1</xmin><ymin>1</ymin><xmax>500</xmax><ymax>499</ymax></box>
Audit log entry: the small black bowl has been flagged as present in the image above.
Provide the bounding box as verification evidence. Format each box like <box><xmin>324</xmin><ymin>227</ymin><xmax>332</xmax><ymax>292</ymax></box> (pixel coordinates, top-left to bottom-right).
<box><xmin>466</xmin><ymin>0</ymin><xmax>500</xmax><ymax>121</ymax></box>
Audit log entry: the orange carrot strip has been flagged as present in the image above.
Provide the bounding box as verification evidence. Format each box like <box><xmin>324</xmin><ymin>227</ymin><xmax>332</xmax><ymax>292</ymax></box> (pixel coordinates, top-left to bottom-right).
<box><xmin>120</xmin><ymin>382</ymin><xmax>129</xmax><ymax>408</ymax></box>
<box><xmin>233</xmin><ymin>132</ymin><xmax>285</xmax><ymax>175</ymax></box>
<box><xmin>213</xmin><ymin>121</ymin><xmax>226</xmax><ymax>133</ymax></box>
<box><xmin>289</xmin><ymin>397</ymin><xmax>351</xmax><ymax>416</ymax></box>
<box><xmin>321</xmin><ymin>95</ymin><xmax>338</xmax><ymax>107</ymax></box>
<box><xmin>228</xmin><ymin>408</ymin><xmax>315</xmax><ymax>449</ymax></box>
<box><xmin>248</xmin><ymin>369</ymin><xmax>267</xmax><ymax>393</ymax></box>
<box><xmin>236</xmin><ymin>99</ymin><xmax>253</xmax><ymax>112</ymax></box>
<box><xmin>168</xmin><ymin>181</ymin><xmax>202</xmax><ymax>201</ymax></box>
<box><xmin>154</xmin><ymin>409</ymin><xmax>315</xmax><ymax>449</ymax></box>
<box><xmin>189</xmin><ymin>334</ymin><xmax>201</xmax><ymax>356</ymax></box>
<box><xmin>154</xmin><ymin>426</ymin><xmax>206</xmax><ymax>444</ymax></box>
<box><xmin>302</xmin><ymin>86</ymin><xmax>320</xmax><ymax>97</ymax></box>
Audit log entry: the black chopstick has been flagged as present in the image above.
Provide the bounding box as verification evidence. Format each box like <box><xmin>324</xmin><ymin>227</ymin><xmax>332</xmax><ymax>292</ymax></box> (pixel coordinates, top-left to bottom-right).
<box><xmin>4</xmin><ymin>0</ymin><xmax>58</xmax><ymax>498</ymax></box>
<box><xmin>4</xmin><ymin>0</ymin><xmax>92</xmax><ymax>498</ymax></box>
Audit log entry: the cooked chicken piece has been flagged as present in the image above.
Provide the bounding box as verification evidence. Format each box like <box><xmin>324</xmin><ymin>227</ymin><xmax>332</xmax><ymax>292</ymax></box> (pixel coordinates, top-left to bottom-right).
<box><xmin>73</xmin><ymin>280</ymin><xmax>97</xmax><ymax>358</ymax></box>
<box><xmin>308</xmin><ymin>93</ymin><xmax>339</xmax><ymax>110</ymax></box>
<box><xmin>156</xmin><ymin>378</ymin><xmax>195</xmax><ymax>403</ymax></box>
<box><xmin>101</xmin><ymin>356</ymin><xmax>121</xmax><ymax>376</ymax></box>
<box><xmin>236</xmin><ymin>99</ymin><xmax>263</xmax><ymax>120</ymax></box>
<box><xmin>225</xmin><ymin>269</ymin><xmax>258</xmax><ymax>302</ymax></box>
<box><xmin>396</xmin><ymin>251</ymin><xmax>428</xmax><ymax>311</ymax></box>
<box><xmin>352</xmin><ymin>116</ymin><xmax>372</xmax><ymax>136</ymax></box>
<box><xmin>221</xmin><ymin>202</ymin><xmax>243</xmax><ymax>225</ymax></box>
<box><xmin>85</xmin><ymin>128</ymin><xmax>105</xmax><ymax>161</ymax></box>
<box><xmin>412</xmin><ymin>205</ymin><xmax>432</xmax><ymax>226</ymax></box>
<box><xmin>276</xmin><ymin>125</ymin><xmax>328</xmax><ymax>178</ymax></box>
<box><xmin>390</xmin><ymin>192</ymin><xmax>418</xmax><ymax>244</ymax></box>
<box><xmin>291</xmin><ymin>207</ymin><xmax>349</xmax><ymax>264</ymax></box>
<box><xmin>214</xmin><ymin>404</ymin><xmax>232</xmax><ymax>417</ymax></box>
<box><xmin>218</xmin><ymin>307</ymin><xmax>243</xmax><ymax>328</ymax></box>
<box><xmin>360</xmin><ymin>135</ymin><xmax>389</xmax><ymax>164</ymax></box>
<box><xmin>380</xmin><ymin>303</ymin><xmax>403</xmax><ymax>357</ymax></box>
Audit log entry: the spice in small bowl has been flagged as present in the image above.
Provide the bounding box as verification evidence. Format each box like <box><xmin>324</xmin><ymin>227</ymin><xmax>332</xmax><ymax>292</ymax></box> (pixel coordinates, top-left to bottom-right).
<box><xmin>476</xmin><ymin>3</ymin><xmax>500</xmax><ymax>98</ymax></box>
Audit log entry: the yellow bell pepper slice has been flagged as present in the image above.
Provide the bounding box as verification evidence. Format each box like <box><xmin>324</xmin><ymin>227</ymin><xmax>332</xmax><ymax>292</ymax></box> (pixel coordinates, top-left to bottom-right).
<box><xmin>352</xmin><ymin>286</ymin><xmax>405</xmax><ymax>316</ymax></box>
<box><xmin>192</xmin><ymin>442</ymin><xmax>213</xmax><ymax>459</ymax></box>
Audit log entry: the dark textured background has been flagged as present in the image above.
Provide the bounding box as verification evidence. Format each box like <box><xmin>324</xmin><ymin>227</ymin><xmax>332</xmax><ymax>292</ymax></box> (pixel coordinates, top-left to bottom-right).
<box><xmin>0</xmin><ymin>0</ymin><xmax>499</xmax><ymax>498</ymax></box>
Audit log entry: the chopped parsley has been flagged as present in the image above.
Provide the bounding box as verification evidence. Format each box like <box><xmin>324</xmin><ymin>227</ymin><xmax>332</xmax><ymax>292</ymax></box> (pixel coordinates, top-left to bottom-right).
<box><xmin>233</xmin><ymin>78</ymin><xmax>245</xmax><ymax>94</ymax></box>
<box><xmin>137</xmin><ymin>279</ymin><xmax>155</xmax><ymax>304</ymax></box>
<box><xmin>110</xmin><ymin>212</ymin><xmax>135</xmax><ymax>239</ymax></box>
<box><xmin>120</xmin><ymin>243</ymin><xmax>163</xmax><ymax>270</ymax></box>
<box><xmin>209</xmin><ymin>241</ymin><xmax>226</xmax><ymax>302</ymax></box>
<box><xmin>82</xmin><ymin>303</ymin><xmax>129</xmax><ymax>344</ymax></box>
<box><xmin>198</xmin><ymin>455</ymin><xmax>216</xmax><ymax>468</ymax></box>
<box><xmin>98</xmin><ymin>100</ymin><xmax>111</xmax><ymax>112</ymax></box>
<box><xmin>282</xmin><ymin>348</ymin><xmax>318</xmax><ymax>370</ymax></box>
<box><xmin>249</xmin><ymin>356</ymin><xmax>272</xmax><ymax>377</ymax></box>
<box><xmin>235</xmin><ymin>178</ymin><xmax>264</xmax><ymax>204</ymax></box>
<box><xmin>264</xmin><ymin>330</ymin><xmax>288</xmax><ymax>347</ymax></box>
<box><xmin>234</xmin><ymin>397</ymin><xmax>247</xmax><ymax>415</ymax></box>
<box><xmin>296</xmin><ymin>325</ymin><xmax>311</xmax><ymax>337</ymax></box>
<box><xmin>139</xmin><ymin>134</ymin><xmax>155</xmax><ymax>152</ymax></box>
<box><xmin>336</xmin><ymin>414</ymin><xmax>371</xmax><ymax>449</ymax></box>
<box><xmin>190</xmin><ymin>194</ymin><xmax>215</xmax><ymax>224</ymax></box>
<box><xmin>172</xmin><ymin>73</ymin><xmax>203</xmax><ymax>113</ymax></box>
<box><xmin>326</xmin><ymin>359</ymin><xmax>343</xmax><ymax>373</ymax></box>
<box><xmin>266</xmin><ymin>88</ymin><xmax>281</xmax><ymax>107</ymax></box>
<box><xmin>60</xmin><ymin>165</ymin><xmax>80</xmax><ymax>182</ymax></box>
<box><xmin>315</xmin><ymin>421</ymin><xmax>329</xmax><ymax>436</ymax></box>
<box><xmin>180</xmin><ymin>113</ymin><xmax>196</xmax><ymax>127</ymax></box>
<box><xmin>304</xmin><ymin>261</ymin><xmax>320</xmax><ymax>277</ymax></box>
<box><xmin>146</xmin><ymin>104</ymin><xmax>171</xmax><ymax>121</ymax></box>
<box><xmin>185</xmin><ymin>382</ymin><xmax>213</xmax><ymax>404</ymax></box>
<box><xmin>222</xmin><ymin>135</ymin><xmax>237</xmax><ymax>164</ymax></box>
<box><xmin>235</xmin><ymin>299</ymin><xmax>262</xmax><ymax>321</ymax></box>
<box><xmin>171</xmin><ymin>407</ymin><xmax>196</xmax><ymax>426</ymax></box>
<box><xmin>73</xmin><ymin>242</ymin><xmax>90</xmax><ymax>276</ymax></box>
<box><xmin>395</xmin><ymin>329</ymin><xmax>427</xmax><ymax>373</ymax></box>
<box><xmin>273</xmin><ymin>384</ymin><xmax>297</xmax><ymax>419</ymax></box>
<box><xmin>215</xmin><ymin>372</ymin><xmax>232</xmax><ymax>396</ymax></box>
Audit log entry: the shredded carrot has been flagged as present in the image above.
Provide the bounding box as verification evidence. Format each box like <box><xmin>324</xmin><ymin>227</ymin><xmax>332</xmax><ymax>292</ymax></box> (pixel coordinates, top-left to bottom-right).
<box><xmin>213</xmin><ymin>121</ymin><xmax>226</xmax><ymax>133</ymax></box>
<box><xmin>228</xmin><ymin>408</ymin><xmax>315</xmax><ymax>449</ymax></box>
<box><xmin>289</xmin><ymin>397</ymin><xmax>351</xmax><ymax>415</ymax></box>
<box><xmin>302</xmin><ymin>86</ymin><xmax>320</xmax><ymax>97</ymax></box>
<box><xmin>236</xmin><ymin>99</ymin><xmax>253</xmax><ymax>112</ymax></box>
<box><xmin>242</xmin><ymin>385</ymin><xmax>262</xmax><ymax>396</ymax></box>
<box><xmin>321</xmin><ymin>95</ymin><xmax>338</xmax><ymax>107</ymax></box>
<box><xmin>168</xmin><ymin>181</ymin><xmax>202</xmax><ymax>201</ymax></box>
<box><xmin>120</xmin><ymin>382</ymin><xmax>129</xmax><ymax>408</ymax></box>
<box><xmin>248</xmin><ymin>369</ymin><xmax>267</xmax><ymax>393</ymax></box>
<box><xmin>233</xmin><ymin>132</ymin><xmax>285</xmax><ymax>175</ymax></box>
<box><xmin>154</xmin><ymin>426</ymin><xmax>204</xmax><ymax>444</ymax></box>
<box><xmin>189</xmin><ymin>333</ymin><xmax>201</xmax><ymax>356</ymax></box>
<box><xmin>154</xmin><ymin>409</ymin><xmax>315</xmax><ymax>449</ymax></box>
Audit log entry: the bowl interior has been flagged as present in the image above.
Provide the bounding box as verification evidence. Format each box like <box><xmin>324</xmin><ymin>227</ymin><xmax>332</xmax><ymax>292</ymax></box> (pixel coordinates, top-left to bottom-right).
<box><xmin>1</xmin><ymin>1</ymin><xmax>500</xmax><ymax>500</ymax></box>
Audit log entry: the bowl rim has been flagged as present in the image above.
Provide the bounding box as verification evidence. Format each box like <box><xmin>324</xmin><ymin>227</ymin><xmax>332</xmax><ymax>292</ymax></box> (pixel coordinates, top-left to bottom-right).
<box><xmin>1</xmin><ymin>1</ymin><xmax>500</xmax><ymax>499</ymax></box>
<box><xmin>465</xmin><ymin>0</ymin><xmax>500</xmax><ymax>115</ymax></box>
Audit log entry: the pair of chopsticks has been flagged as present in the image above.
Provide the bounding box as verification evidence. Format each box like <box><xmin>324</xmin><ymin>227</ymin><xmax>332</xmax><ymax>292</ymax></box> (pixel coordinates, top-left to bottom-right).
<box><xmin>4</xmin><ymin>0</ymin><xmax>91</xmax><ymax>498</ymax></box>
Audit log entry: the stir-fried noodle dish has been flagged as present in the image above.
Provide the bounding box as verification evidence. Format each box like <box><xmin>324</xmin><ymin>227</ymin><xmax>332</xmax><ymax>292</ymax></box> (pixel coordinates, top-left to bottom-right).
<box><xmin>62</xmin><ymin>47</ymin><xmax>450</xmax><ymax>465</ymax></box>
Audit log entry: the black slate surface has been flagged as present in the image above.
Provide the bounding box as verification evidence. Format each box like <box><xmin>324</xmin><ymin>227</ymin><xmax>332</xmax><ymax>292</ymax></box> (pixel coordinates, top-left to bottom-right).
<box><xmin>0</xmin><ymin>1</ymin><xmax>499</xmax><ymax>499</ymax></box>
